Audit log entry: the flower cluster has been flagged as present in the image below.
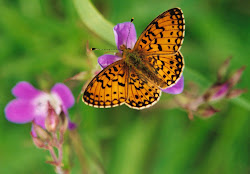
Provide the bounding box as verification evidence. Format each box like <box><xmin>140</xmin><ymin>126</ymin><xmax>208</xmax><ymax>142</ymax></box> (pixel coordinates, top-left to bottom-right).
<box><xmin>175</xmin><ymin>57</ymin><xmax>246</xmax><ymax>118</ymax></box>
<box><xmin>4</xmin><ymin>82</ymin><xmax>75</xmax><ymax>173</ymax></box>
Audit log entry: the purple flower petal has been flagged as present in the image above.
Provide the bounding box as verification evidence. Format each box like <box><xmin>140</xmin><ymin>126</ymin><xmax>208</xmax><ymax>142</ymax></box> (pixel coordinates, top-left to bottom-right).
<box><xmin>33</xmin><ymin>116</ymin><xmax>46</xmax><ymax>129</ymax></box>
<box><xmin>98</xmin><ymin>54</ymin><xmax>121</xmax><ymax>69</ymax></box>
<box><xmin>162</xmin><ymin>76</ymin><xmax>184</xmax><ymax>94</ymax></box>
<box><xmin>12</xmin><ymin>81</ymin><xmax>42</xmax><ymax>99</ymax></box>
<box><xmin>51</xmin><ymin>83</ymin><xmax>75</xmax><ymax>109</ymax></box>
<box><xmin>114</xmin><ymin>22</ymin><xmax>137</xmax><ymax>50</ymax></box>
<box><xmin>5</xmin><ymin>99</ymin><xmax>35</xmax><ymax>123</ymax></box>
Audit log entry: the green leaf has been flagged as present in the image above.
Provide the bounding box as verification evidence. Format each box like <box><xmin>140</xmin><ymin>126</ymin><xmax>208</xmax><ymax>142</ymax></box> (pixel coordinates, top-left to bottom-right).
<box><xmin>73</xmin><ymin>0</ymin><xmax>115</xmax><ymax>46</ymax></box>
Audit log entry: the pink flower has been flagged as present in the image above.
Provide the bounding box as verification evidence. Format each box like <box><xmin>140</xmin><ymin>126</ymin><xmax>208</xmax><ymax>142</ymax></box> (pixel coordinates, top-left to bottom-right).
<box><xmin>5</xmin><ymin>82</ymin><xmax>76</xmax><ymax>135</ymax></box>
<box><xmin>204</xmin><ymin>66</ymin><xmax>246</xmax><ymax>101</ymax></box>
<box><xmin>97</xmin><ymin>22</ymin><xmax>184</xmax><ymax>94</ymax></box>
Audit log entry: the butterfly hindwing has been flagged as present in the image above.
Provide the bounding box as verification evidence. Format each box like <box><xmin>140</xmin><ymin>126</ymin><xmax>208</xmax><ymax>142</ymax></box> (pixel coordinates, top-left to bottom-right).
<box><xmin>134</xmin><ymin>8</ymin><xmax>185</xmax><ymax>54</ymax></box>
<box><xmin>83</xmin><ymin>60</ymin><xmax>128</xmax><ymax>108</ymax></box>
<box><xmin>143</xmin><ymin>51</ymin><xmax>184</xmax><ymax>89</ymax></box>
<box><xmin>125</xmin><ymin>67</ymin><xmax>161</xmax><ymax>109</ymax></box>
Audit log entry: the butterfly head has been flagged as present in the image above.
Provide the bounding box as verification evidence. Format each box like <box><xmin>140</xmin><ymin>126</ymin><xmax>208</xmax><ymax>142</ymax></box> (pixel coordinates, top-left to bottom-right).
<box><xmin>119</xmin><ymin>44</ymin><xmax>131</xmax><ymax>58</ymax></box>
<box><xmin>119</xmin><ymin>44</ymin><xmax>131</xmax><ymax>51</ymax></box>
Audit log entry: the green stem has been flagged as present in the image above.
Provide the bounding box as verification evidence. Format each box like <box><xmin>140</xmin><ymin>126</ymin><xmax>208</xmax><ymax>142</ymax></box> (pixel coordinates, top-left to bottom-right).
<box><xmin>69</xmin><ymin>130</ymin><xmax>106</xmax><ymax>174</ymax></box>
<box><xmin>73</xmin><ymin>0</ymin><xmax>115</xmax><ymax>46</ymax></box>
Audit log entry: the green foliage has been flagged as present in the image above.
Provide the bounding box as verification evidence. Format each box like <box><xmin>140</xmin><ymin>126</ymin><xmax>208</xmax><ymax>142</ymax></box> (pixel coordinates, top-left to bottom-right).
<box><xmin>0</xmin><ymin>0</ymin><xmax>249</xmax><ymax>173</ymax></box>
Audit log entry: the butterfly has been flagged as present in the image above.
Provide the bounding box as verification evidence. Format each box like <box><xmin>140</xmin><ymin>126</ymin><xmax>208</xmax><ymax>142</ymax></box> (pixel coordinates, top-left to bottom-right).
<box><xmin>83</xmin><ymin>8</ymin><xmax>185</xmax><ymax>109</ymax></box>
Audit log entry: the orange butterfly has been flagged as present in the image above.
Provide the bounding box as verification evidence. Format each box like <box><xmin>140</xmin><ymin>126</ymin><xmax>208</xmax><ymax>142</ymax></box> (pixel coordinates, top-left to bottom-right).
<box><xmin>83</xmin><ymin>8</ymin><xmax>185</xmax><ymax>109</ymax></box>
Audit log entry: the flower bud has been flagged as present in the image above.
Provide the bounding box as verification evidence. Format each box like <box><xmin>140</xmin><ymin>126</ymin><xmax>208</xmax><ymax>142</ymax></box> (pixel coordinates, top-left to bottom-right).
<box><xmin>59</xmin><ymin>109</ymin><xmax>69</xmax><ymax>134</ymax></box>
<box><xmin>228</xmin><ymin>66</ymin><xmax>245</xmax><ymax>88</ymax></box>
<box><xmin>226</xmin><ymin>89</ymin><xmax>247</xmax><ymax>99</ymax></box>
<box><xmin>204</xmin><ymin>83</ymin><xmax>229</xmax><ymax>101</ymax></box>
<box><xmin>32</xmin><ymin>121</ymin><xmax>51</xmax><ymax>141</ymax></box>
<box><xmin>217</xmin><ymin>56</ymin><xmax>231</xmax><ymax>82</ymax></box>
<box><xmin>198</xmin><ymin>105</ymin><xmax>219</xmax><ymax>118</ymax></box>
<box><xmin>45</xmin><ymin>103</ymin><xmax>60</xmax><ymax>132</ymax></box>
<box><xmin>211</xmin><ymin>83</ymin><xmax>229</xmax><ymax>101</ymax></box>
<box><xmin>31</xmin><ymin>133</ymin><xmax>48</xmax><ymax>149</ymax></box>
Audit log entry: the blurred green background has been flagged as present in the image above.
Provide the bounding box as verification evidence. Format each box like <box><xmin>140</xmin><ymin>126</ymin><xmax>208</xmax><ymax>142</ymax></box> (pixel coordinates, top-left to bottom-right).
<box><xmin>0</xmin><ymin>0</ymin><xmax>249</xmax><ymax>173</ymax></box>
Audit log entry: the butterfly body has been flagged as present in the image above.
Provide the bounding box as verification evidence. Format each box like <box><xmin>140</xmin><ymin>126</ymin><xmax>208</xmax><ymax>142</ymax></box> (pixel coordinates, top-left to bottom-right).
<box><xmin>122</xmin><ymin>45</ymin><xmax>167</xmax><ymax>89</ymax></box>
<box><xmin>122</xmin><ymin>46</ymin><xmax>143</xmax><ymax>66</ymax></box>
<box><xmin>83</xmin><ymin>8</ymin><xmax>185</xmax><ymax>109</ymax></box>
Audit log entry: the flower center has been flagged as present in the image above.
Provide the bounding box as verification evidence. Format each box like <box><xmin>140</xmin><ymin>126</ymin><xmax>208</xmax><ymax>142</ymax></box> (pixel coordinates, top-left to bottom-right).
<box><xmin>32</xmin><ymin>93</ymin><xmax>62</xmax><ymax>117</ymax></box>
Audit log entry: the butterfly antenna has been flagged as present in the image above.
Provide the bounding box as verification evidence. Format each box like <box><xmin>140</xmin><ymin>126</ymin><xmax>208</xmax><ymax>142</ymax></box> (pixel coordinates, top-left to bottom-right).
<box><xmin>91</xmin><ymin>48</ymin><xmax>118</xmax><ymax>51</ymax></box>
<box><xmin>125</xmin><ymin>17</ymin><xmax>134</xmax><ymax>47</ymax></box>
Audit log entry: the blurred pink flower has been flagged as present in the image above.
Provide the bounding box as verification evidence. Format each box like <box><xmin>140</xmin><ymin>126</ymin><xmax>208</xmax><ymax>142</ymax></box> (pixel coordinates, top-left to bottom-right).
<box><xmin>5</xmin><ymin>82</ymin><xmax>76</xmax><ymax>135</ymax></box>
<box><xmin>205</xmin><ymin>66</ymin><xmax>246</xmax><ymax>101</ymax></box>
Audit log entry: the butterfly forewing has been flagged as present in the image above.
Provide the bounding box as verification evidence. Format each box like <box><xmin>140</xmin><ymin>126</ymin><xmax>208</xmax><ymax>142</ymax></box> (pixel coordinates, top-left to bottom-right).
<box><xmin>143</xmin><ymin>51</ymin><xmax>184</xmax><ymax>89</ymax></box>
<box><xmin>125</xmin><ymin>67</ymin><xmax>161</xmax><ymax>109</ymax></box>
<box><xmin>134</xmin><ymin>8</ymin><xmax>185</xmax><ymax>54</ymax></box>
<box><xmin>83</xmin><ymin>60</ymin><xmax>128</xmax><ymax>108</ymax></box>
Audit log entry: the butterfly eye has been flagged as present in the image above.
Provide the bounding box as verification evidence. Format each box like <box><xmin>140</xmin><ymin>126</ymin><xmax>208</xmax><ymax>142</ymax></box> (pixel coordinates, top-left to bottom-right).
<box><xmin>120</xmin><ymin>44</ymin><xmax>126</xmax><ymax>50</ymax></box>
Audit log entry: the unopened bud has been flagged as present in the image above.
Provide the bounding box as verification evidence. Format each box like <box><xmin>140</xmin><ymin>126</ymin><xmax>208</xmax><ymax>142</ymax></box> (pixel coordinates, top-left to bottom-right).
<box><xmin>217</xmin><ymin>56</ymin><xmax>231</xmax><ymax>82</ymax></box>
<box><xmin>32</xmin><ymin>122</ymin><xmax>51</xmax><ymax>141</ymax></box>
<box><xmin>226</xmin><ymin>89</ymin><xmax>247</xmax><ymax>99</ymax></box>
<box><xmin>198</xmin><ymin>105</ymin><xmax>219</xmax><ymax>118</ymax></box>
<box><xmin>45</xmin><ymin>103</ymin><xmax>60</xmax><ymax>132</ymax></box>
<box><xmin>31</xmin><ymin>133</ymin><xmax>48</xmax><ymax>149</ymax></box>
<box><xmin>59</xmin><ymin>110</ymin><xmax>69</xmax><ymax>134</ymax></box>
<box><xmin>228</xmin><ymin>66</ymin><xmax>245</xmax><ymax>88</ymax></box>
<box><xmin>204</xmin><ymin>83</ymin><xmax>229</xmax><ymax>101</ymax></box>
<box><xmin>211</xmin><ymin>83</ymin><xmax>229</xmax><ymax>101</ymax></box>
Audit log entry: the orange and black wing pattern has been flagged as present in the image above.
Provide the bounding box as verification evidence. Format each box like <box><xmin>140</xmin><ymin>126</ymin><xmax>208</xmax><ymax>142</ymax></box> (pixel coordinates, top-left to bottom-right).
<box><xmin>83</xmin><ymin>60</ymin><xmax>128</xmax><ymax>108</ymax></box>
<box><xmin>125</xmin><ymin>67</ymin><xmax>161</xmax><ymax>109</ymax></box>
<box><xmin>143</xmin><ymin>51</ymin><xmax>184</xmax><ymax>89</ymax></box>
<box><xmin>134</xmin><ymin>8</ymin><xmax>185</xmax><ymax>55</ymax></box>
